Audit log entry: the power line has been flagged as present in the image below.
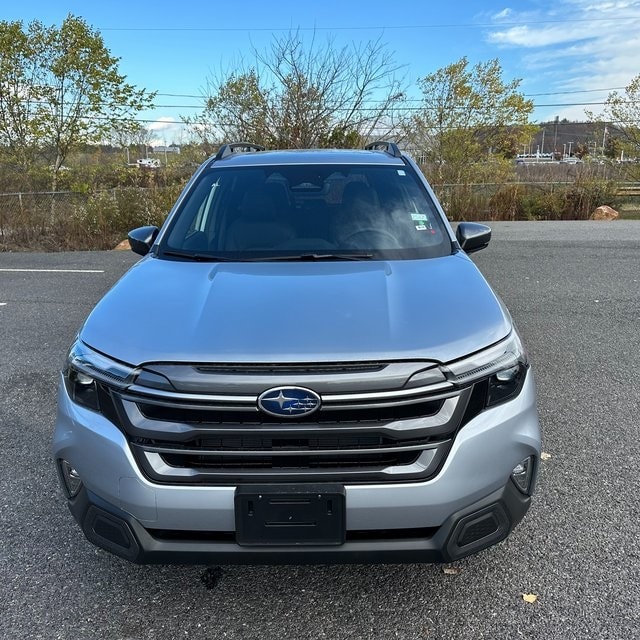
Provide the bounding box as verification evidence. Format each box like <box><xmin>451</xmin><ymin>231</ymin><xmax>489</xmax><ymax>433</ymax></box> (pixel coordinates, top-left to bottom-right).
<box><xmin>112</xmin><ymin>100</ymin><xmax>640</xmax><ymax>113</ymax></box>
<box><xmin>10</xmin><ymin>99</ymin><xmax>640</xmax><ymax>120</ymax></box>
<box><xmin>71</xmin><ymin>113</ymin><xmax>640</xmax><ymax>127</ymax></box>
<box><xmin>14</xmin><ymin>86</ymin><xmax>640</xmax><ymax>116</ymax></box>
<box><xmin>156</xmin><ymin>92</ymin><xmax>204</xmax><ymax>99</ymax></box>
<box><xmin>99</xmin><ymin>16</ymin><xmax>640</xmax><ymax>32</ymax></box>
<box><xmin>16</xmin><ymin>92</ymin><xmax>640</xmax><ymax>111</ymax></box>
<box><xmin>525</xmin><ymin>87</ymin><xmax>626</xmax><ymax>97</ymax></box>
<box><xmin>153</xmin><ymin>86</ymin><xmax>628</xmax><ymax>102</ymax></box>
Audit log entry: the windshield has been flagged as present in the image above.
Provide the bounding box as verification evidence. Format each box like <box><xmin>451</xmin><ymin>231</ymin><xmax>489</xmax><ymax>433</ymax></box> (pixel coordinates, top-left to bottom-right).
<box><xmin>160</xmin><ymin>163</ymin><xmax>452</xmax><ymax>261</ymax></box>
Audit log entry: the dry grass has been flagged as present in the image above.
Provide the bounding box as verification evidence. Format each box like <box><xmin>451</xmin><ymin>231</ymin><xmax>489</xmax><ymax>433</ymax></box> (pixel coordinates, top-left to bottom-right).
<box><xmin>0</xmin><ymin>186</ymin><xmax>182</xmax><ymax>251</ymax></box>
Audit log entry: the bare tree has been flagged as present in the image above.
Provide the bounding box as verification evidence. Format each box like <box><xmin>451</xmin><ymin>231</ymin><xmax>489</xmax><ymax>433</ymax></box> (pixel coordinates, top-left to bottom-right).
<box><xmin>106</xmin><ymin>122</ymin><xmax>152</xmax><ymax>163</ymax></box>
<box><xmin>183</xmin><ymin>31</ymin><xmax>405</xmax><ymax>149</ymax></box>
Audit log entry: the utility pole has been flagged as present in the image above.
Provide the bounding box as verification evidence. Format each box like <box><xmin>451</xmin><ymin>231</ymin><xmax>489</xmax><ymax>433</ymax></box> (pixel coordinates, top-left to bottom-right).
<box><xmin>568</xmin><ymin>141</ymin><xmax>574</xmax><ymax>157</ymax></box>
<box><xmin>541</xmin><ymin>128</ymin><xmax>546</xmax><ymax>154</ymax></box>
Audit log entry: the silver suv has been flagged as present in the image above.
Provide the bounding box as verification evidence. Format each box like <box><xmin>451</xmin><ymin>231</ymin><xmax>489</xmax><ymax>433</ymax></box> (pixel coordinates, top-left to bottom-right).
<box><xmin>53</xmin><ymin>142</ymin><xmax>540</xmax><ymax>564</ymax></box>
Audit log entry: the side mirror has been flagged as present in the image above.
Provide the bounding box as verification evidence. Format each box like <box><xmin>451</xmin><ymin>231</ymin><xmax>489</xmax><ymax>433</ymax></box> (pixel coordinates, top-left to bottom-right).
<box><xmin>127</xmin><ymin>226</ymin><xmax>159</xmax><ymax>256</ymax></box>
<box><xmin>456</xmin><ymin>222</ymin><xmax>491</xmax><ymax>254</ymax></box>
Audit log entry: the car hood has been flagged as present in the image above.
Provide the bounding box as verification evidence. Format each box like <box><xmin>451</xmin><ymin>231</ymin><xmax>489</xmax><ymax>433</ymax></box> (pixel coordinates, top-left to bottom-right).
<box><xmin>81</xmin><ymin>253</ymin><xmax>511</xmax><ymax>365</ymax></box>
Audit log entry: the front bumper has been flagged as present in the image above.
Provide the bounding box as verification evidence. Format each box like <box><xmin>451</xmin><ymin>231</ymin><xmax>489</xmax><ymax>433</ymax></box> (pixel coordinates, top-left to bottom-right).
<box><xmin>68</xmin><ymin>479</ymin><xmax>531</xmax><ymax>564</ymax></box>
<box><xmin>53</xmin><ymin>370</ymin><xmax>540</xmax><ymax>564</ymax></box>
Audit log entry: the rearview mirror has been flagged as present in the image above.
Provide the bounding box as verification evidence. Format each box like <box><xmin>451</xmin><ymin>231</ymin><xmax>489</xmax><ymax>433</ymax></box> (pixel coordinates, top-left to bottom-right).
<box><xmin>456</xmin><ymin>222</ymin><xmax>491</xmax><ymax>254</ymax></box>
<box><xmin>127</xmin><ymin>226</ymin><xmax>159</xmax><ymax>256</ymax></box>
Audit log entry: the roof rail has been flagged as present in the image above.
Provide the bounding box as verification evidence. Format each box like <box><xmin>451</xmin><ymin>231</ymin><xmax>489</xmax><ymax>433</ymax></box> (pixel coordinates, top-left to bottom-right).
<box><xmin>364</xmin><ymin>141</ymin><xmax>402</xmax><ymax>158</ymax></box>
<box><xmin>214</xmin><ymin>142</ymin><xmax>266</xmax><ymax>161</ymax></box>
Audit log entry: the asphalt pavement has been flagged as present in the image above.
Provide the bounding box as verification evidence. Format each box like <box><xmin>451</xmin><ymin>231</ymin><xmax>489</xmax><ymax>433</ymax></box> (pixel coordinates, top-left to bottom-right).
<box><xmin>1</xmin><ymin>221</ymin><xmax>639</xmax><ymax>640</ymax></box>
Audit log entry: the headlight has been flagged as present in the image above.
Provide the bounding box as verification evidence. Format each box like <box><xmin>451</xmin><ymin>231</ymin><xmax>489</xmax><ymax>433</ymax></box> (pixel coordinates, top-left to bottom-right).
<box><xmin>443</xmin><ymin>330</ymin><xmax>528</xmax><ymax>407</ymax></box>
<box><xmin>487</xmin><ymin>362</ymin><xmax>526</xmax><ymax>407</ymax></box>
<box><xmin>63</xmin><ymin>340</ymin><xmax>138</xmax><ymax>412</ymax></box>
<box><xmin>64</xmin><ymin>366</ymin><xmax>100</xmax><ymax>411</ymax></box>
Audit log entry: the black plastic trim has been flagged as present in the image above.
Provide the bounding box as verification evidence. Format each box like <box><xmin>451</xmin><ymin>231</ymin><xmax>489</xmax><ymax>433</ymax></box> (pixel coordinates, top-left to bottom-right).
<box><xmin>214</xmin><ymin>142</ymin><xmax>265</xmax><ymax>161</ymax></box>
<box><xmin>66</xmin><ymin>480</ymin><xmax>532</xmax><ymax>565</ymax></box>
<box><xmin>364</xmin><ymin>141</ymin><xmax>403</xmax><ymax>158</ymax></box>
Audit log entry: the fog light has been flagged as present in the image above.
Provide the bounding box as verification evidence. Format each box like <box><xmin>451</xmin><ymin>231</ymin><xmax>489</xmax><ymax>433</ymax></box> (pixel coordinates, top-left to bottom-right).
<box><xmin>511</xmin><ymin>456</ymin><xmax>534</xmax><ymax>495</ymax></box>
<box><xmin>59</xmin><ymin>459</ymin><xmax>83</xmax><ymax>498</ymax></box>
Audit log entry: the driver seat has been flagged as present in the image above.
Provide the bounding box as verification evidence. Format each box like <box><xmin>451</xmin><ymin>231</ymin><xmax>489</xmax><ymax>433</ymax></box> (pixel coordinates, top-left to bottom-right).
<box><xmin>225</xmin><ymin>191</ymin><xmax>295</xmax><ymax>251</ymax></box>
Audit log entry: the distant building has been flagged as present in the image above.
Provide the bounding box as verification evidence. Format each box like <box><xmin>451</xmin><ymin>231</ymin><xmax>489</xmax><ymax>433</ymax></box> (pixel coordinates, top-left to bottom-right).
<box><xmin>151</xmin><ymin>145</ymin><xmax>181</xmax><ymax>154</ymax></box>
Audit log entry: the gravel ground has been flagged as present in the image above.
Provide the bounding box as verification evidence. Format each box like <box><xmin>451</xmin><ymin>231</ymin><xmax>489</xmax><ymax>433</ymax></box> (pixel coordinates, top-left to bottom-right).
<box><xmin>0</xmin><ymin>221</ymin><xmax>638</xmax><ymax>640</ymax></box>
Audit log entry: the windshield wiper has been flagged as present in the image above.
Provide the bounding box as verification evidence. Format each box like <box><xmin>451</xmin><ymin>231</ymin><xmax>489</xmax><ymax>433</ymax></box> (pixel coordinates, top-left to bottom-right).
<box><xmin>255</xmin><ymin>253</ymin><xmax>374</xmax><ymax>262</ymax></box>
<box><xmin>163</xmin><ymin>250</ymin><xmax>374</xmax><ymax>262</ymax></box>
<box><xmin>162</xmin><ymin>250</ymin><xmax>234</xmax><ymax>262</ymax></box>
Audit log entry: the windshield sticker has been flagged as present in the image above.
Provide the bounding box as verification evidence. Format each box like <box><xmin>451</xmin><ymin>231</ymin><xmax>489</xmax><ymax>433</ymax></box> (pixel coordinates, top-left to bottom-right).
<box><xmin>409</xmin><ymin>211</ymin><xmax>432</xmax><ymax>231</ymax></box>
<box><xmin>397</xmin><ymin>170</ymin><xmax>406</xmax><ymax>176</ymax></box>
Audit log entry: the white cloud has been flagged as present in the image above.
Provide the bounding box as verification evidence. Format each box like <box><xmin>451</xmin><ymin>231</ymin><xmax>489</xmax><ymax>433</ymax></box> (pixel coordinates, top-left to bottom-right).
<box><xmin>489</xmin><ymin>24</ymin><xmax>593</xmax><ymax>48</ymax></box>
<box><xmin>148</xmin><ymin>116</ymin><xmax>187</xmax><ymax>146</ymax></box>
<box><xmin>148</xmin><ymin>116</ymin><xmax>176</xmax><ymax>132</ymax></box>
<box><xmin>486</xmin><ymin>0</ymin><xmax>640</xmax><ymax>119</ymax></box>
<box><xmin>492</xmin><ymin>8</ymin><xmax>513</xmax><ymax>20</ymax></box>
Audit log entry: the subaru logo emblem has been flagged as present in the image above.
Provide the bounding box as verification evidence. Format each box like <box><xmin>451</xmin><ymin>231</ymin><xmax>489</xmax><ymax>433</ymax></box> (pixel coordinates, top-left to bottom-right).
<box><xmin>258</xmin><ymin>386</ymin><xmax>321</xmax><ymax>418</ymax></box>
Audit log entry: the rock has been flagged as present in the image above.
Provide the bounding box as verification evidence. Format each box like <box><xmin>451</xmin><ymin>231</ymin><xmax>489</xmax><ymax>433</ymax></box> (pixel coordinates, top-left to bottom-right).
<box><xmin>113</xmin><ymin>239</ymin><xmax>130</xmax><ymax>250</ymax></box>
<box><xmin>590</xmin><ymin>205</ymin><xmax>619</xmax><ymax>220</ymax></box>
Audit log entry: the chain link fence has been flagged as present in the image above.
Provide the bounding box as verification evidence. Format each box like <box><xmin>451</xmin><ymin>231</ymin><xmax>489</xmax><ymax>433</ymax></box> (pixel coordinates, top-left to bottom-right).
<box><xmin>0</xmin><ymin>180</ymin><xmax>636</xmax><ymax>251</ymax></box>
<box><xmin>431</xmin><ymin>180</ymin><xmax>624</xmax><ymax>221</ymax></box>
<box><xmin>0</xmin><ymin>186</ymin><xmax>182</xmax><ymax>250</ymax></box>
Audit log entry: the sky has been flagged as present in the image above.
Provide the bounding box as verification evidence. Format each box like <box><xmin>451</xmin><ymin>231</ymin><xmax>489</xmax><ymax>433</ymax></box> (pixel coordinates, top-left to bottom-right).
<box><xmin>3</xmin><ymin>0</ymin><xmax>640</xmax><ymax>145</ymax></box>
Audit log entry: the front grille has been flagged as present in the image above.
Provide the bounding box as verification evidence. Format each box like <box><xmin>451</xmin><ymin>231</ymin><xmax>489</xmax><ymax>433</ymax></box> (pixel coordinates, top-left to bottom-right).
<box><xmin>130</xmin><ymin>430</ymin><xmax>453</xmax><ymax>482</ymax></box>
<box><xmin>163</xmin><ymin>450</ymin><xmax>420</xmax><ymax>471</ymax></box>
<box><xmin>105</xmin><ymin>360</ymin><xmax>483</xmax><ymax>485</ymax></box>
<box><xmin>136</xmin><ymin>398</ymin><xmax>444</xmax><ymax>425</ymax></box>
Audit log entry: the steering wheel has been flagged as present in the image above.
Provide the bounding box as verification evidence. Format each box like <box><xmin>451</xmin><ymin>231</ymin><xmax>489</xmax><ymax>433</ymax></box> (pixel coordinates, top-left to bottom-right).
<box><xmin>340</xmin><ymin>227</ymin><xmax>399</xmax><ymax>248</ymax></box>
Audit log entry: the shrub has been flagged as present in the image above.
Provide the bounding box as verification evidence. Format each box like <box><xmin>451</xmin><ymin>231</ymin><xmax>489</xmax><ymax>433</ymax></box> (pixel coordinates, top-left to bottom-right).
<box><xmin>433</xmin><ymin>184</ymin><xmax>492</xmax><ymax>220</ymax></box>
<box><xmin>73</xmin><ymin>185</ymin><xmax>183</xmax><ymax>249</ymax></box>
<box><xmin>562</xmin><ymin>179</ymin><xmax>618</xmax><ymax>219</ymax></box>
<box><xmin>0</xmin><ymin>185</ymin><xmax>184</xmax><ymax>251</ymax></box>
<box><xmin>488</xmin><ymin>184</ymin><xmax>522</xmax><ymax>220</ymax></box>
<box><xmin>480</xmin><ymin>178</ymin><xmax>618</xmax><ymax>221</ymax></box>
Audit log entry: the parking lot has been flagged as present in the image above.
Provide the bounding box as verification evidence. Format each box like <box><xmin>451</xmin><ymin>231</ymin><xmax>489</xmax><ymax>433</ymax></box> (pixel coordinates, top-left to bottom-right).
<box><xmin>1</xmin><ymin>221</ymin><xmax>639</xmax><ymax>639</ymax></box>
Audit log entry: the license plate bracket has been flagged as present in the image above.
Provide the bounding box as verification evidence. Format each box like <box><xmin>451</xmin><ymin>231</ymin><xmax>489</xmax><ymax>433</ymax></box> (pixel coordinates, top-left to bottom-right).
<box><xmin>235</xmin><ymin>484</ymin><xmax>345</xmax><ymax>546</ymax></box>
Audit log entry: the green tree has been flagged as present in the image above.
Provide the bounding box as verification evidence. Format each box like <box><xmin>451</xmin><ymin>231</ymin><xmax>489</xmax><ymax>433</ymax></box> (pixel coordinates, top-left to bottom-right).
<box><xmin>0</xmin><ymin>14</ymin><xmax>155</xmax><ymax>190</ymax></box>
<box><xmin>592</xmin><ymin>75</ymin><xmax>640</xmax><ymax>175</ymax></box>
<box><xmin>184</xmin><ymin>32</ymin><xmax>405</xmax><ymax>150</ymax></box>
<box><xmin>603</xmin><ymin>132</ymin><xmax>625</xmax><ymax>160</ymax></box>
<box><xmin>406</xmin><ymin>57</ymin><xmax>536</xmax><ymax>184</ymax></box>
<box><xmin>0</xmin><ymin>20</ymin><xmax>41</xmax><ymax>174</ymax></box>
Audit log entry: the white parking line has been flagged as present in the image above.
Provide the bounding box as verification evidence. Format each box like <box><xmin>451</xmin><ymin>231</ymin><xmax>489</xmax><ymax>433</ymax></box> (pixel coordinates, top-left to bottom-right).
<box><xmin>0</xmin><ymin>268</ymin><xmax>104</xmax><ymax>273</ymax></box>
<box><xmin>0</xmin><ymin>302</ymin><xmax>7</xmax><ymax>306</ymax></box>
